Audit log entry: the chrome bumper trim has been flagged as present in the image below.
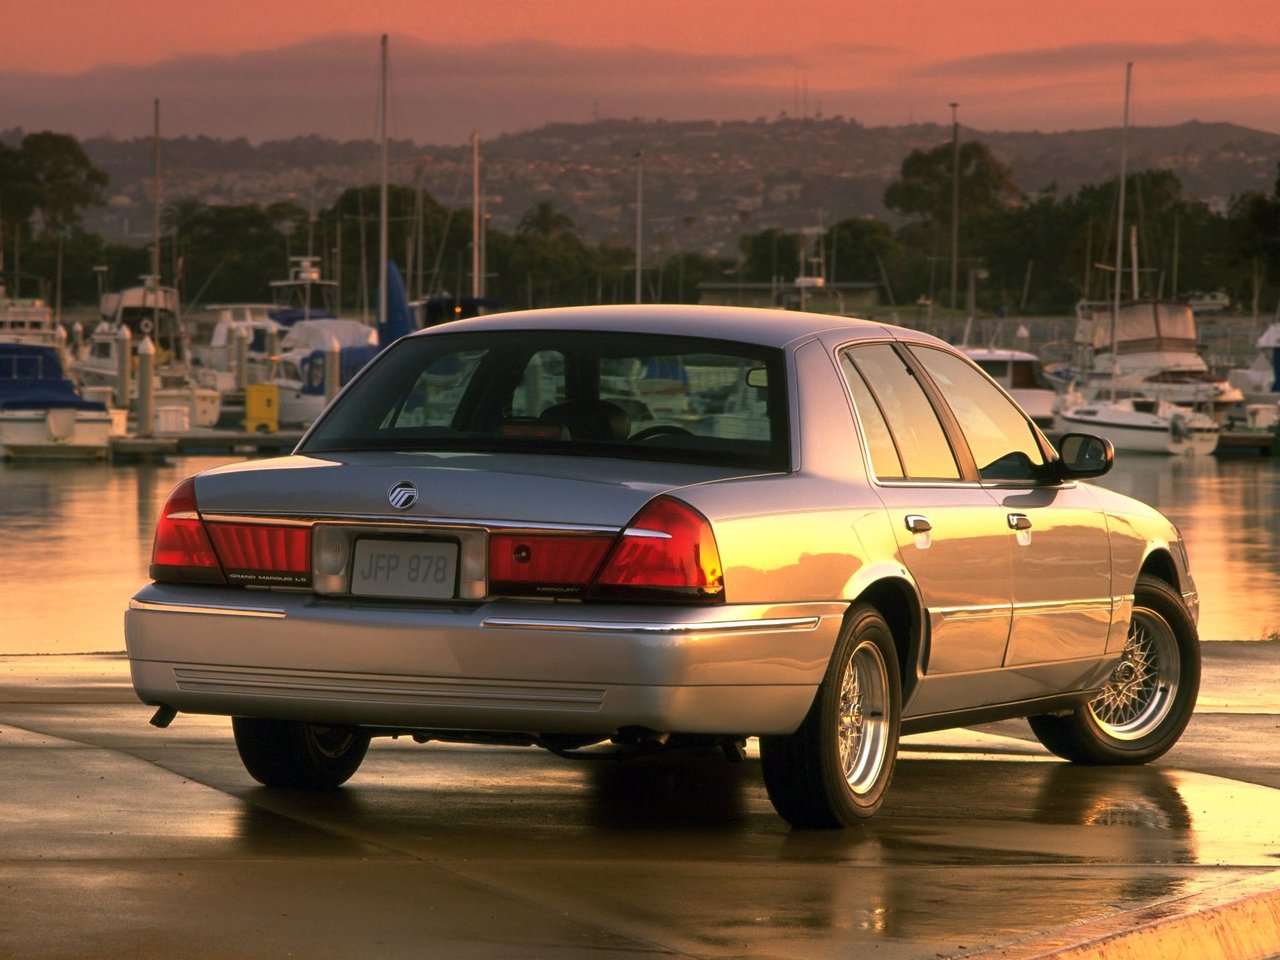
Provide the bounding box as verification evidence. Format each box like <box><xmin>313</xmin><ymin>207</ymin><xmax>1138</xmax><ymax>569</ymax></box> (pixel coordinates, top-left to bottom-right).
<box><xmin>172</xmin><ymin>667</ymin><xmax>606</xmax><ymax>713</ymax></box>
<box><xmin>128</xmin><ymin>598</ymin><xmax>288</xmax><ymax>619</ymax></box>
<box><xmin>481</xmin><ymin>616</ymin><xmax>822</xmax><ymax>635</ymax></box>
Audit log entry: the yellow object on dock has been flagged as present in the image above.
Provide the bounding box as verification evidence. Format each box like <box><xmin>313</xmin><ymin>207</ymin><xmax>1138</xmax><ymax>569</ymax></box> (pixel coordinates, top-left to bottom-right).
<box><xmin>243</xmin><ymin>383</ymin><xmax>279</xmax><ymax>434</ymax></box>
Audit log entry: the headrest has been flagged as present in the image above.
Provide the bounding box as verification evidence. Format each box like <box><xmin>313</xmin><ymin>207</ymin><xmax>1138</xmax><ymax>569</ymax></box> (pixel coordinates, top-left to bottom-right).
<box><xmin>537</xmin><ymin>399</ymin><xmax>632</xmax><ymax>441</ymax></box>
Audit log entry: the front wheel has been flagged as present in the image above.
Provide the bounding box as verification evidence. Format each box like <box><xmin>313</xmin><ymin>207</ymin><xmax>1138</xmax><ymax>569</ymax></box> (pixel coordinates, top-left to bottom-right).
<box><xmin>760</xmin><ymin>606</ymin><xmax>902</xmax><ymax>828</ymax></box>
<box><xmin>1028</xmin><ymin>574</ymin><xmax>1200</xmax><ymax>764</ymax></box>
<box><xmin>232</xmin><ymin>717</ymin><xmax>371</xmax><ymax>788</ymax></box>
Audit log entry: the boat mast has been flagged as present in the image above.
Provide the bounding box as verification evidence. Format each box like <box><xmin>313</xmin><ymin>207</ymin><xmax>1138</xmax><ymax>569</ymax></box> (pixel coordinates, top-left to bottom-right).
<box><xmin>1110</xmin><ymin>63</ymin><xmax>1132</xmax><ymax>398</ymax></box>
<box><xmin>152</xmin><ymin>99</ymin><xmax>163</xmax><ymax>336</ymax></box>
<box><xmin>378</xmin><ymin>34</ymin><xmax>389</xmax><ymax>333</ymax></box>
<box><xmin>472</xmin><ymin>131</ymin><xmax>482</xmax><ymax>300</ymax></box>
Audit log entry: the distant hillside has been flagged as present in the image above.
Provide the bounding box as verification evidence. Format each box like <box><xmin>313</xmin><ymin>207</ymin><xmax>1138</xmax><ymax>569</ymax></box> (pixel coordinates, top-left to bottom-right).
<box><xmin>63</xmin><ymin>117</ymin><xmax>1280</xmax><ymax>257</ymax></box>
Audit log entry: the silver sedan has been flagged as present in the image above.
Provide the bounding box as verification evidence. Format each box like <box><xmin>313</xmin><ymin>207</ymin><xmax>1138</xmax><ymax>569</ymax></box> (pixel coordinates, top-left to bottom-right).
<box><xmin>125</xmin><ymin>305</ymin><xmax>1201</xmax><ymax>828</ymax></box>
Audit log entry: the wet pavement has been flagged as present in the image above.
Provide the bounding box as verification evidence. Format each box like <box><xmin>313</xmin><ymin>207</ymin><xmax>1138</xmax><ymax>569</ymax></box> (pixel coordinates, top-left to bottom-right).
<box><xmin>1</xmin><ymin>643</ymin><xmax>1277</xmax><ymax>960</ymax></box>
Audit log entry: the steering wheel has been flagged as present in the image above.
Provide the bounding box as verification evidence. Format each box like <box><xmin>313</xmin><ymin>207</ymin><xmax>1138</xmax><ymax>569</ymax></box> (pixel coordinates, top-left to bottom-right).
<box><xmin>630</xmin><ymin>424</ymin><xmax>693</xmax><ymax>442</ymax></box>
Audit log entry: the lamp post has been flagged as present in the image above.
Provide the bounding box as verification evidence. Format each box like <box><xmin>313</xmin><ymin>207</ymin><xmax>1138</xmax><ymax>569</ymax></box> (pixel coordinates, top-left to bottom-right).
<box><xmin>634</xmin><ymin>151</ymin><xmax>643</xmax><ymax>304</ymax></box>
<box><xmin>949</xmin><ymin>102</ymin><xmax>960</xmax><ymax>322</ymax></box>
<box><xmin>472</xmin><ymin>131</ymin><xmax>483</xmax><ymax>299</ymax></box>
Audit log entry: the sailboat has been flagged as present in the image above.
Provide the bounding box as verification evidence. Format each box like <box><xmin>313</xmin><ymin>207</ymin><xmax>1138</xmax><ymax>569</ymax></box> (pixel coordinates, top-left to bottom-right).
<box><xmin>73</xmin><ymin>102</ymin><xmax>221</xmax><ymax>430</ymax></box>
<box><xmin>1053</xmin><ymin>64</ymin><xmax>1219</xmax><ymax>455</ymax></box>
<box><xmin>1072</xmin><ymin>289</ymin><xmax>1243</xmax><ymax>408</ymax></box>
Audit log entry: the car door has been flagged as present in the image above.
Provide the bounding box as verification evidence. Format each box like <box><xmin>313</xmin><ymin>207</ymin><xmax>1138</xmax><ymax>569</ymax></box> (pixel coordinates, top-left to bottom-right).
<box><xmin>840</xmin><ymin>343</ymin><xmax>1013</xmax><ymax>677</ymax></box>
<box><xmin>906</xmin><ymin>344</ymin><xmax>1114</xmax><ymax>667</ymax></box>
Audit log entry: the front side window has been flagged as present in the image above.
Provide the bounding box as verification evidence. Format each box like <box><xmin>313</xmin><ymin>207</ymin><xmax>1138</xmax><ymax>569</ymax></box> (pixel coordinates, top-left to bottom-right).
<box><xmin>908</xmin><ymin>345</ymin><xmax>1045</xmax><ymax>481</ymax></box>
<box><xmin>301</xmin><ymin>329</ymin><xmax>789</xmax><ymax>471</ymax></box>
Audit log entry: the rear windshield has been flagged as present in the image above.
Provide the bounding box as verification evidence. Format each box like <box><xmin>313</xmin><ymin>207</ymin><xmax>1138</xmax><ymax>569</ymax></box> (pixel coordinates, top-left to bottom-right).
<box><xmin>299</xmin><ymin>329</ymin><xmax>790</xmax><ymax>470</ymax></box>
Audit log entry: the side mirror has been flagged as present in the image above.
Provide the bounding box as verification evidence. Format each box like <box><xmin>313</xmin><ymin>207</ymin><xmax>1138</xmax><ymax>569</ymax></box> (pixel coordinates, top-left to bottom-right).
<box><xmin>1055</xmin><ymin>432</ymin><xmax>1114</xmax><ymax>479</ymax></box>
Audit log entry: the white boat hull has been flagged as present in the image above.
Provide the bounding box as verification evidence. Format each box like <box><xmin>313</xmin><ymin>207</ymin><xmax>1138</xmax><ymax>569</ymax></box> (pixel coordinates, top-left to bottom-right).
<box><xmin>1056</xmin><ymin>399</ymin><xmax>1219</xmax><ymax>456</ymax></box>
<box><xmin>0</xmin><ymin>407</ymin><xmax>112</xmax><ymax>459</ymax></box>
<box><xmin>274</xmin><ymin>385</ymin><xmax>328</xmax><ymax>428</ymax></box>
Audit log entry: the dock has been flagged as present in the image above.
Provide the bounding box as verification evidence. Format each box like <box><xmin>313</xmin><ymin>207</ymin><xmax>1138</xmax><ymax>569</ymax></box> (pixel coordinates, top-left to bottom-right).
<box><xmin>1215</xmin><ymin>429</ymin><xmax>1280</xmax><ymax>457</ymax></box>
<box><xmin>109</xmin><ymin>428</ymin><xmax>305</xmax><ymax>462</ymax></box>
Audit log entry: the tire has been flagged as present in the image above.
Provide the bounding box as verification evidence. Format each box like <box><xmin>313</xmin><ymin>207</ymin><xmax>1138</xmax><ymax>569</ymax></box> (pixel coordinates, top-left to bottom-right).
<box><xmin>759</xmin><ymin>606</ymin><xmax>902</xmax><ymax>828</ymax></box>
<box><xmin>1028</xmin><ymin>574</ymin><xmax>1200</xmax><ymax>765</ymax></box>
<box><xmin>232</xmin><ymin>717</ymin><xmax>371</xmax><ymax>788</ymax></box>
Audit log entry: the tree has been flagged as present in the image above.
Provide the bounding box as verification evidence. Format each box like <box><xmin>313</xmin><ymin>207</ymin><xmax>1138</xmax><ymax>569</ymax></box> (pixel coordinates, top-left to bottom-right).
<box><xmin>883</xmin><ymin>140</ymin><xmax>1021</xmax><ymax>226</ymax></box>
<box><xmin>1225</xmin><ymin>165</ymin><xmax>1280</xmax><ymax>314</ymax></box>
<box><xmin>499</xmin><ymin>203</ymin><xmax>597</xmax><ymax>308</ymax></box>
<box><xmin>825</xmin><ymin>218</ymin><xmax>897</xmax><ymax>286</ymax></box>
<box><xmin>0</xmin><ymin>143</ymin><xmax>38</xmax><ymax>237</ymax></box>
<box><xmin>17</xmin><ymin>131</ymin><xmax>108</xmax><ymax>235</ymax></box>
<box><xmin>517</xmin><ymin>201</ymin><xmax>576</xmax><ymax>240</ymax></box>
<box><xmin>739</xmin><ymin>228</ymin><xmax>803</xmax><ymax>283</ymax></box>
<box><xmin>657</xmin><ymin>250</ymin><xmax>733</xmax><ymax>303</ymax></box>
<box><xmin>162</xmin><ymin>202</ymin><xmax>287</xmax><ymax>306</ymax></box>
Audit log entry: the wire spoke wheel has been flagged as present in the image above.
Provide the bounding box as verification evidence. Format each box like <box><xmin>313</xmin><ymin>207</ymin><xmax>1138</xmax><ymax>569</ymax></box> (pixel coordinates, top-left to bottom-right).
<box><xmin>838</xmin><ymin>640</ymin><xmax>891</xmax><ymax>797</ymax></box>
<box><xmin>760</xmin><ymin>605</ymin><xmax>901</xmax><ymax>827</ymax></box>
<box><xmin>1027</xmin><ymin>574</ymin><xmax>1200</xmax><ymax>765</ymax></box>
<box><xmin>1089</xmin><ymin>609</ymin><xmax>1180</xmax><ymax>739</ymax></box>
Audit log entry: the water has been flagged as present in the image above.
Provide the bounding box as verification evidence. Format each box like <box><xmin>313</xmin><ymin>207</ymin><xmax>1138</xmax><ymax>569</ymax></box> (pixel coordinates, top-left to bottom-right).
<box><xmin>1092</xmin><ymin>453</ymin><xmax>1280</xmax><ymax>642</ymax></box>
<box><xmin>1</xmin><ymin>452</ymin><xmax>1277</xmax><ymax>656</ymax></box>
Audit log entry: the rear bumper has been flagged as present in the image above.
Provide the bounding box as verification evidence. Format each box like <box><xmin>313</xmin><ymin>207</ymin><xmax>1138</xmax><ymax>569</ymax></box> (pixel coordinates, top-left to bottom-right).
<box><xmin>125</xmin><ymin>584</ymin><xmax>845</xmax><ymax>736</ymax></box>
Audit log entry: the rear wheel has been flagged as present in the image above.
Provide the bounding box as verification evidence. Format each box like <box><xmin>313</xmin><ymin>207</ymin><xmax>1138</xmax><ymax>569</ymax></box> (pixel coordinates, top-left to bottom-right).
<box><xmin>1028</xmin><ymin>574</ymin><xmax>1200</xmax><ymax>764</ymax></box>
<box><xmin>232</xmin><ymin>717</ymin><xmax>370</xmax><ymax>788</ymax></box>
<box><xmin>760</xmin><ymin>606</ymin><xmax>901</xmax><ymax>828</ymax></box>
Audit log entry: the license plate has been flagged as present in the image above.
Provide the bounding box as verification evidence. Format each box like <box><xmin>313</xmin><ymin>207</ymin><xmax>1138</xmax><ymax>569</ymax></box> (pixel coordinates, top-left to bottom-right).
<box><xmin>350</xmin><ymin>539</ymin><xmax>458</xmax><ymax>599</ymax></box>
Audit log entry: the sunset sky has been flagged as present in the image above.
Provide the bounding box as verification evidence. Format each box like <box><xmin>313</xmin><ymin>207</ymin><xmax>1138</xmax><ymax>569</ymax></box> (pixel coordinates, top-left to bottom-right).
<box><xmin>5</xmin><ymin>0</ymin><xmax>1280</xmax><ymax>142</ymax></box>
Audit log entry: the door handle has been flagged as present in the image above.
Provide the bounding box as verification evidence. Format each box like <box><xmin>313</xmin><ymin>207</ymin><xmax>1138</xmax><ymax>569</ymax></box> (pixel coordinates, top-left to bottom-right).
<box><xmin>905</xmin><ymin>514</ymin><xmax>932</xmax><ymax>534</ymax></box>
<box><xmin>1007</xmin><ymin>513</ymin><xmax>1032</xmax><ymax>531</ymax></box>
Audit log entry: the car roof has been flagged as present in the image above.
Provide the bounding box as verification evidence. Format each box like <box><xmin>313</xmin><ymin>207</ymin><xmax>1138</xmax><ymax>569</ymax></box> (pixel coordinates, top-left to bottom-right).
<box><xmin>408</xmin><ymin>304</ymin><xmax>933</xmax><ymax>351</ymax></box>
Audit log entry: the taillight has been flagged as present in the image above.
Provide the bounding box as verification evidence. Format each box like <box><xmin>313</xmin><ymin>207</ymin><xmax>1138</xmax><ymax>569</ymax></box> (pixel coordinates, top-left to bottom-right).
<box><xmin>150</xmin><ymin>477</ymin><xmax>225</xmax><ymax>584</ymax></box>
<box><xmin>488</xmin><ymin>533</ymin><xmax>613</xmax><ymax>597</ymax></box>
<box><xmin>150</xmin><ymin>477</ymin><xmax>312</xmax><ymax>587</ymax></box>
<box><xmin>588</xmin><ymin>496</ymin><xmax>724</xmax><ymax>603</ymax></box>
<box><xmin>206</xmin><ymin>522</ymin><xmax>312</xmax><ymax>588</ymax></box>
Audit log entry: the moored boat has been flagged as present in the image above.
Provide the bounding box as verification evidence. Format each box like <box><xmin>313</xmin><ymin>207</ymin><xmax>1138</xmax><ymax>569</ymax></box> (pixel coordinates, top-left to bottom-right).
<box><xmin>188</xmin><ymin>257</ymin><xmax>349</xmax><ymax>413</ymax></box>
<box><xmin>0</xmin><ymin>343</ymin><xmax>111</xmax><ymax>459</ymax></box>
<box><xmin>0</xmin><ymin>285</ymin><xmax>74</xmax><ymax>372</ymax></box>
<box><xmin>268</xmin><ymin>260</ymin><xmax>416</xmax><ymax>427</ymax></box>
<box><xmin>269</xmin><ymin>318</ymin><xmax>380</xmax><ymax>427</ymax></box>
<box><xmin>1072</xmin><ymin>298</ymin><xmax>1243</xmax><ymax>407</ymax></box>
<box><xmin>1226</xmin><ymin>321</ymin><xmax>1280</xmax><ymax>406</ymax></box>
<box><xmin>188</xmin><ymin>303</ymin><xmax>284</xmax><ymax>395</ymax></box>
<box><xmin>1055</xmin><ymin>395</ymin><xmax>1219</xmax><ymax>456</ymax></box>
<box><xmin>74</xmin><ymin>276</ymin><xmax>221</xmax><ymax>429</ymax></box>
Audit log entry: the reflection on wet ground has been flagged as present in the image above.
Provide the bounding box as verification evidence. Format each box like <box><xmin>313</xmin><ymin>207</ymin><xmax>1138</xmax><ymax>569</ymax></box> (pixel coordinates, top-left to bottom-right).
<box><xmin>1</xmin><ymin>651</ymin><xmax>1277</xmax><ymax>960</ymax></box>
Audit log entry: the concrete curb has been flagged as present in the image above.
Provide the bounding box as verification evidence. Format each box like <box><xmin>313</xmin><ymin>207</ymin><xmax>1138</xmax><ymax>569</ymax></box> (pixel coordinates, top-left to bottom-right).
<box><xmin>965</xmin><ymin>870</ymin><xmax>1280</xmax><ymax>959</ymax></box>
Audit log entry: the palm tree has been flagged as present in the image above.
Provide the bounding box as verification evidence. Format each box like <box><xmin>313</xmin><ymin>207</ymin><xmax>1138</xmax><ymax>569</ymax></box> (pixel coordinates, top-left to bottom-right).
<box><xmin>517</xmin><ymin>201</ymin><xmax>576</xmax><ymax>240</ymax></box>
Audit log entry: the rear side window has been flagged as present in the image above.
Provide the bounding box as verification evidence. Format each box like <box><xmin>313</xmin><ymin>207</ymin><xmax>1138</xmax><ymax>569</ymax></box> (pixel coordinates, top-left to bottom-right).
<box><xmin>841</xmin><ymin>344</ymin><xmax>961</xmax><ymax>481</ymax></box>
<box><xmin>301</xmin><ymin>329</ymin><xmax>789</xmax><ymax>471</ymax></box>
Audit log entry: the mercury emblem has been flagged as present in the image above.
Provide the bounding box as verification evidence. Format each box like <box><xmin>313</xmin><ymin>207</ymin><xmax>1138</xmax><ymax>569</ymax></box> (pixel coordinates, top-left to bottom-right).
<box><xmin>387</xmin><ymin>481</ymin><xmax>419</xmax><ymax>510</ymax></box>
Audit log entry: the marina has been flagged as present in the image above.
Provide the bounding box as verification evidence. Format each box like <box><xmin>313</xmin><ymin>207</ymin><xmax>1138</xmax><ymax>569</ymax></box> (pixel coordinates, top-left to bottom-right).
<box><xmin>4</xmin><ymin>22</ymin><xmax>1280</xmax><ymax>960</ymax></box>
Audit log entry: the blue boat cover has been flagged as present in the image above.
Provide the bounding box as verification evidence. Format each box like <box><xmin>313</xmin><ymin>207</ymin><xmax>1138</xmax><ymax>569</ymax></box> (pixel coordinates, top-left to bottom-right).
<box><xmin>0</xmin><ymin>344</ymin><xmax>108</xmax><ymax>412</ymax></box>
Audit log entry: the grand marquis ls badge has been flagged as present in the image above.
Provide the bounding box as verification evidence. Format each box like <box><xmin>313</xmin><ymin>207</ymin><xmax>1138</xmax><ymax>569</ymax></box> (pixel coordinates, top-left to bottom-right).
<box><xmin>387</xmin><ymin>481</ymin><xmax>419</xmax><ymax>510</ymax></box>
